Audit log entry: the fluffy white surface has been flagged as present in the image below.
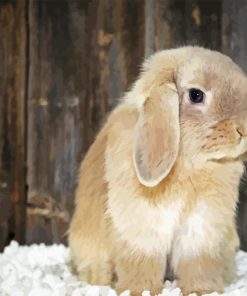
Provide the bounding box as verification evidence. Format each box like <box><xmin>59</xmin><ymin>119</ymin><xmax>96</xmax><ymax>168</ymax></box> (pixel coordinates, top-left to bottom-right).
<box><xmin>0</xmin><ymin>241</ymin><xmax>247</xmax><ymax>296</ymax></box>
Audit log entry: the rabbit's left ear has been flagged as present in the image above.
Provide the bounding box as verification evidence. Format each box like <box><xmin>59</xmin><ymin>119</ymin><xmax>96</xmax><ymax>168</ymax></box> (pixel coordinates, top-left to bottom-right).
<box><xmin>133</xmin><ymin>85</ymin><xmax>180</xmax><ymax>187</ymax></box>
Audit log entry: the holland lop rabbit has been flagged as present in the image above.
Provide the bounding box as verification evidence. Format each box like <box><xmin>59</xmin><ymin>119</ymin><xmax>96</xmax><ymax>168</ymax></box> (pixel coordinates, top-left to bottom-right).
<box><xmin>69</xmin><ymin>46</ymin><xmax>247</xmax><ymax>295</ymax></box>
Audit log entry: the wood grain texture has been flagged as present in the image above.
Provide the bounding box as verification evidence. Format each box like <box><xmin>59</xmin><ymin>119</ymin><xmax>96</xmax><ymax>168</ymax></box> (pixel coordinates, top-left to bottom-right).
<box><xmin>184</xmin><ymin>0</ymin><xmax>222</xmax><ymax>49</ymax></box>
<box><xmin>0</xmin><ymin>0</ymin><xmax>27</xmax><ymax>250</ymax></box>
<box><xmin>148</xmin><ymin>0</ymin><xmax>221</xmax><ymax>52</ymax></box>
<box><xmin>222</xmin><ymin>0</ymin><xmax>247</xmax><ymax>250</ymax></box>
<box><xmin>26</xmin><ymin>0</ymin><xmax>145</xmax><ymax>244</ymax></box>
<box><xmin>153</xmin><ymin>0</ymin><xmax>186</xmax><ymax>51</ymax></box>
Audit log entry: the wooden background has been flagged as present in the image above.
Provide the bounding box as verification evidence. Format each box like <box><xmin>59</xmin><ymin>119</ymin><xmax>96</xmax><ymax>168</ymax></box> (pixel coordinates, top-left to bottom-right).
<box><xmin>0</xmin><ymin>0</ymin><xmax>247</xmax><ymax>251</ymax></box>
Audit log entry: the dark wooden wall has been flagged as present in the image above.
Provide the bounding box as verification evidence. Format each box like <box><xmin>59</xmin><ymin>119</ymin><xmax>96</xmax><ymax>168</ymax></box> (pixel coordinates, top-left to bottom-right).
<box><xmin>0</xmin><ymin>0</ymin><xmax>247</xmax><ymax>250</ymax></box>
<box><xmin>0</xmin><ymin>0</ymin><xmax>27</xmax><ymax>250</ymax></box>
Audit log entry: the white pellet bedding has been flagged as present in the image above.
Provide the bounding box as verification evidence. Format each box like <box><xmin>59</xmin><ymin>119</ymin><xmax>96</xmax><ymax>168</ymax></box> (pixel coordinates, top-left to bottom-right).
<box><xmin>0</xmin><ymin>242</ymin><xmax>247</xmax><ymax>296</ymax></box>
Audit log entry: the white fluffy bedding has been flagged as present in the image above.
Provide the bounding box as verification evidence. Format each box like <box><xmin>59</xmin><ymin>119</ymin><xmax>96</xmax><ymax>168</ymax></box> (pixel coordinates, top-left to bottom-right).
<box><xmin>0</xmin><ymin>241</ymin><xmax>247</xmax><ymax>296</ymax></box>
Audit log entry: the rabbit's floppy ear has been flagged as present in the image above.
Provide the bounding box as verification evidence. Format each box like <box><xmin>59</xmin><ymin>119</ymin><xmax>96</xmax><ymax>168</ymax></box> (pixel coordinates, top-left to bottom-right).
<box><xmin>133</xmin><ymin>85</ymin><xmax>180</xmax><ymax>187</ymax></box>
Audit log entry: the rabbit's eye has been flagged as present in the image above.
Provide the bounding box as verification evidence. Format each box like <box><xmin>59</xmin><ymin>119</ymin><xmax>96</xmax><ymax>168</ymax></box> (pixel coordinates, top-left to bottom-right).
<box><xmin>189</xmin><ymin>88</ymin><xmax>205</xmax><ymax>103</ymax></box>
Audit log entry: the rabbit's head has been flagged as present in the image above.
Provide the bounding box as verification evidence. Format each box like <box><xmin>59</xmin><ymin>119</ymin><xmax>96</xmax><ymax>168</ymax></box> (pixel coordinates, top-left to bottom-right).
<box><xmin>129</xmin><ymin>47</ymin><xmax>247</xmax><ymax>187</ymax></box>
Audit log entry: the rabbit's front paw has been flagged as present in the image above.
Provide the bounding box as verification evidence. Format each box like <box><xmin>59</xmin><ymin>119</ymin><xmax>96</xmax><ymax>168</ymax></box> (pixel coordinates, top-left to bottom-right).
<box><xmin>178</xmin><ymin>279</ymin><xmax>224</xmax><ymax>296</ymax></box>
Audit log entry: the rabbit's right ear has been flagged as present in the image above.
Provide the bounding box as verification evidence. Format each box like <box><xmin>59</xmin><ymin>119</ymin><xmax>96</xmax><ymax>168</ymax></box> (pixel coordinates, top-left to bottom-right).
<box><xmin>133</xmin><ymin>85</ymin><xmax>180</xmax><ymax>187</ymax></box>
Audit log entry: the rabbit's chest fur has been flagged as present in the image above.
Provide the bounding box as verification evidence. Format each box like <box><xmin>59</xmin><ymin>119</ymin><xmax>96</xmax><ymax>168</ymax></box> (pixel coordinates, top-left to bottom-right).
<box><xmin>106</xmin><ymin>172</ymin><xmax>239</xmax><ymax>257</ymax></box>
<box><xmin>107</xmin><ymin>186</ymin><xmax>186</xmax><ymax>255</ymax></box>
<box><xmin>107</xmin><ymin>191</ymin><xmax>230</xmax><ymax>258</ymax></box>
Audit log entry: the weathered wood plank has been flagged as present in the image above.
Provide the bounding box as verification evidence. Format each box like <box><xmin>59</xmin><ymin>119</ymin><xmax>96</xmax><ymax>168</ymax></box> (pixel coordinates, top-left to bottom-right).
<box><xmin>184</xmin><ymin>0</ymin><xmax>222</xmax><ymax>49</ymax></box>
<box><xmin>148</xmin><ymin>0</ymin><xmax>221</xmax><ymax>52</ymax></box>
<box><xmin>152</xmin><ymin>0</ymin><xmax>186</xmax><ymax>52</ymax></box>
<box><xmin>222</xmin><ymin>0</ymin><xmax>247</xmax><ymax>71</ymax></box>
<box><xmin>27</xmin><ymin>0</ymin><xmax>145</xmax><ymax>244</ymax></box>
<box><xmin>0</xmin><ymin>0</ymin><xmax>27</xmax><ymax>250</ymax></box>
<box><xmin>222</xmin><ymin>0</ymin><xmax>247</xmax><ymax>251</ymax></box>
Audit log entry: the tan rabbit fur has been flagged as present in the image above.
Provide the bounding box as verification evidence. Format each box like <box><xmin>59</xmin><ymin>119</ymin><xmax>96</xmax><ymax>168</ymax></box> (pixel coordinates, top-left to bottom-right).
<box><xmin>69</xmin><ymin>47</ymin><xmax>247</xmax><ymax>295</ymax></box>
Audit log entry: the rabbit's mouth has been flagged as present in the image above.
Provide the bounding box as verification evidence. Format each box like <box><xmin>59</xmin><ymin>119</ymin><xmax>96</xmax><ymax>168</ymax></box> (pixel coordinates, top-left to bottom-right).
<box><xmin>232</xmin><ymin>137</ymin><xmax>247</xmax><ymax>159</ymax></box>
<box><xmin>235</xmin><ymin>149</ymin><xmax>247</xmax><ymax>162</ymax></box>
<box><xmin>209</xmin><ymin>140</ymin><xmax>247</xmax><ymax>163</ymax></box>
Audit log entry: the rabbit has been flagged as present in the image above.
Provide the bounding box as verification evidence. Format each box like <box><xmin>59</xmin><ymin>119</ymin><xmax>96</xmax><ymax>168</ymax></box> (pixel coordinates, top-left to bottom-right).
<box><xmin>68</xmin><ymin>46</ymin><xmax>247</xmax><ymax>296</ymax></box>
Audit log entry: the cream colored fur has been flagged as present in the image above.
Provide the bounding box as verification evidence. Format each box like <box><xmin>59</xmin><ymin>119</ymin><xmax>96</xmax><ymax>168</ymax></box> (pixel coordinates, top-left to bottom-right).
<box><xmin>69</xmin><ymin>46</ymin><xmax>247</xmax><ymax>295</ymax></box>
